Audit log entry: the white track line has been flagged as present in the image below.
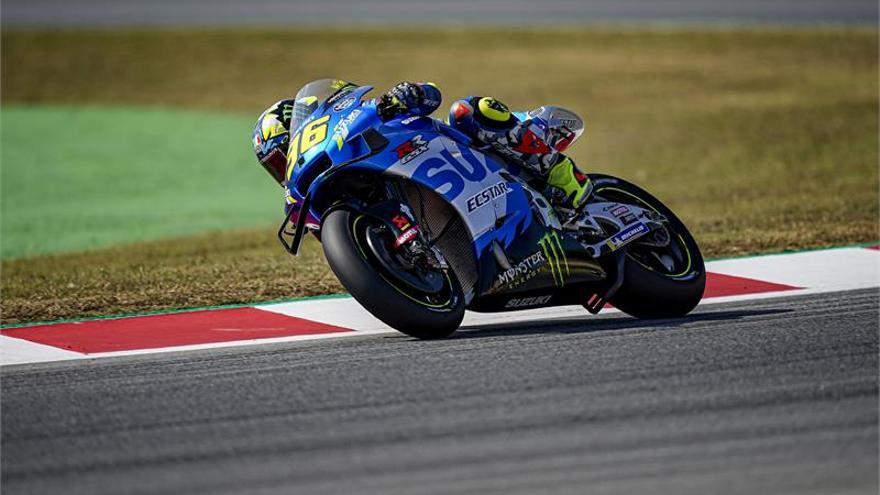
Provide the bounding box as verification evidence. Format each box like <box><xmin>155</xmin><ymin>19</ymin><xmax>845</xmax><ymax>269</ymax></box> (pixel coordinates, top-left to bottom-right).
<box><xmin>3</xmin><ymin>247</ymin><xmax>878</xmax><ymax>366</ymax></box>
<box><xmin>0</xmin><ymin>335</ymin><xmax>85</xmax><ymax>366</ymax></box>
<box><xmin>707</xmin><ymin>247</ymin><xmax>879</xmax><ymax>291</ymax></box>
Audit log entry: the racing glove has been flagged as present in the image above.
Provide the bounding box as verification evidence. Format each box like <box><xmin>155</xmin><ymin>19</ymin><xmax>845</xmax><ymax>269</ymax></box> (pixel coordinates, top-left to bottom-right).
<box><xmin>378</xmin><ymin>81</ymin><xmax>441</xmax><ymax>120</ymax></box>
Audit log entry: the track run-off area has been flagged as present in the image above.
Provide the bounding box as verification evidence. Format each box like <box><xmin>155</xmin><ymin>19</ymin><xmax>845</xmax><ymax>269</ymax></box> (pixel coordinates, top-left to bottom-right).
<box><xmin>2</xmin><ymin>245</ymin><xmax>878</xmax><ymax>365</ymax></box>
<box><xmin>1</xmin><ymin>245</ymin><xmax>878</xmax><ymax>494</ymax></box>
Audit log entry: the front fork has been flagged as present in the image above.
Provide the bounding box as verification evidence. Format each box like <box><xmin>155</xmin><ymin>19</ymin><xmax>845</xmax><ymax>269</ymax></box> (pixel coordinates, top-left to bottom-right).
<box><xmin>361</xmin><ymin>183</ymin><xmax>448</xmax><ymax>270</ymax></box>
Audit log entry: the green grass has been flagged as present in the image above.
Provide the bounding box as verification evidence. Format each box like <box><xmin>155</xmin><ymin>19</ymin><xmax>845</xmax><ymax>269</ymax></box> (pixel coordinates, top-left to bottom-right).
<box><xmin>1</xmin><ymin>27</ymin><xmax>877</xmax><ymax>324</ymax></box>
<box><xmin>1</xmin><ymin>105</ymin><xmax>278</xmax><ymax>258</ymax></box>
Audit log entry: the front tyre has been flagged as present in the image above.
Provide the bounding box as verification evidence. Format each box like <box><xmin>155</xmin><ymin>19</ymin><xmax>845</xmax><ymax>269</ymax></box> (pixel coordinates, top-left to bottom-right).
<box><xmin>321</xmin><ymin>208</ymin><xmax>465</xmax><ymax>339</ymax></box>
<box><xmin>590</xmin><ymin>174</ymin><xmax>706</xmax><ymax>318</ymax></box>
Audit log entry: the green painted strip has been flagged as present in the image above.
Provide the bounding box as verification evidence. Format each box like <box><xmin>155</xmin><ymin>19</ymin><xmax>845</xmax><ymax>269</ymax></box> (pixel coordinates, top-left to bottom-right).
<box><xmin>1</xmin><ymin>105</ymin><xmax>278</xmax><ymax>259</ymax></box>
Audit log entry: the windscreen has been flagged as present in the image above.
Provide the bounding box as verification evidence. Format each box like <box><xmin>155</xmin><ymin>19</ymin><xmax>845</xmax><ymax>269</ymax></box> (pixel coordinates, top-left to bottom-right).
<box><xmin>289</xmin><ymin>79</ymin><xmax>356</xmax><ymax>133</ymax></box>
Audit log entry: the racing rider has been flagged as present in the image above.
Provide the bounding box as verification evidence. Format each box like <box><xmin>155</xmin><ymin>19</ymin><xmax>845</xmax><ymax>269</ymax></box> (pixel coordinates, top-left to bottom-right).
<box><xmin>253</xmin><ymin>80</ymin><xmax>590</xmax><ymax>226</ymax></box>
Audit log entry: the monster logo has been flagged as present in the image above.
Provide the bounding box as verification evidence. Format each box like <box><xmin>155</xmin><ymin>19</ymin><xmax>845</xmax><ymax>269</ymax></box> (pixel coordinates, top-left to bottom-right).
<box><xmin>495</xmin><ymin>250</ymin><xmax>546</xmax><ymax>288</ymax></box>
<box><xmin>538</xmin><ymin>231</ymin><xmax>569</xmax><ymax>287</ymax></box>
<box><xmin>281</xmin><ymin>103</ymin><xmax>293</xmax><ymax>122</ymax></box>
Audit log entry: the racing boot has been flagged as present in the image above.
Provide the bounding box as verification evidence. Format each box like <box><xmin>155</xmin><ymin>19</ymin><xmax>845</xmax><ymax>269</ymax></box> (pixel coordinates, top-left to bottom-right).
<box><xmin>543</xmin><ymin>156</ymin><xmax>596</xmax><ymax>233</ymax></box>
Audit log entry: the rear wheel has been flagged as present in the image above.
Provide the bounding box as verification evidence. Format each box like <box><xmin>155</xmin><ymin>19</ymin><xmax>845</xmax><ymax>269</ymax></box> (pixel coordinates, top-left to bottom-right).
<box><xmin>590</xmin><ymin>174</ymin><xmax>705</xmax><ymax>318</ymax></box>
<box><xmin>321</xmin><ymin>208</ymin><xmax>465</xmax><ymax>339</ymax></box>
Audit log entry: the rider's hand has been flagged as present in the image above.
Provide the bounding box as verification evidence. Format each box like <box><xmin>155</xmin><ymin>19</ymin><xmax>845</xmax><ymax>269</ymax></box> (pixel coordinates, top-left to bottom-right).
<box><xmin>388</xmin><ymin>82</ymin><xmax>426</xmax><ymax>110</ymax></box>
<box><xmin>378</xmin><ymin>82</ymin><xmax>426</xmax><ymax>120</ymax></box>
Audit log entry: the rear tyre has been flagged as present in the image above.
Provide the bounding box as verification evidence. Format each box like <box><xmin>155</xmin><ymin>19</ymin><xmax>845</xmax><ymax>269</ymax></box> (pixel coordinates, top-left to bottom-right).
<box><xmin>590</xmin><ymin>174</ymin><xmax>706</xmax><ymax>318</ymax></box>
<box><xmin>321</xmin><ymin>208</ymin><xmax>465</xmax><ymax>339</ymax></box>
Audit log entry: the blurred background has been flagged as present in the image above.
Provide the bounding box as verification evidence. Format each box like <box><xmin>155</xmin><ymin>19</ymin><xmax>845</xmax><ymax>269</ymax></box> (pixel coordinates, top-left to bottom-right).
<box><xmin>1</xmin><ymin>0</ymin><xmax>877</xmax><ymax>323</ymax></box>
<box><xmin>4</xmin><ymin>0</ymin><xmax>878</xmax><ymax>26</ymax></box>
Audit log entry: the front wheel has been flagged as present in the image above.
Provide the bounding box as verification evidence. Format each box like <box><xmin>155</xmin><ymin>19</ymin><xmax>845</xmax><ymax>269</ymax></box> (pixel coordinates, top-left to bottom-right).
<box><xmin>590</xmin><ymin>174</ymin><xmax>706</xmax><ymax>318</ymax></box>
<box><xmin>321</xmin><ymin>208</ymin><xmax>465</xmax><ymax>339</ymax></box>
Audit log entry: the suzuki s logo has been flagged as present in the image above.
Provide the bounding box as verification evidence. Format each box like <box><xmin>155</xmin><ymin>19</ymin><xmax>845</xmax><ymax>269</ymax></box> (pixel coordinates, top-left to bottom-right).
<box><xmin>410</xmin><ymin>142</ymin><xmax>504</xmax><ymax>201</ymax></box>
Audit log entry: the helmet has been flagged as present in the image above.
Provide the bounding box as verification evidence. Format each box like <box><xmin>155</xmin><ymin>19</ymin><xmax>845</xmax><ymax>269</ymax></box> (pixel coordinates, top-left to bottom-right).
<box><xmin>253</xmin><ymin>99</ymin><xmax>296</xmax><ymax>185</ymax></box>
<box><xmin>253</xmin><ymin>79</ymin><xmax>357</xmax><ymax>186</ymax></box>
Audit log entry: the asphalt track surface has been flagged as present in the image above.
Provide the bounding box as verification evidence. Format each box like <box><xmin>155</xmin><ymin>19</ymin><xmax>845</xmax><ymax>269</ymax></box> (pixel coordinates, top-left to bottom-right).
<box><xmin>3</xmin><ymin>0</ymin><xmax>877</xmax><ymax>27</ymax></box>
<box><xmin>2</xmin><ymin>289</ymin><xmax>878</xmax><ymax>495</ymax></box>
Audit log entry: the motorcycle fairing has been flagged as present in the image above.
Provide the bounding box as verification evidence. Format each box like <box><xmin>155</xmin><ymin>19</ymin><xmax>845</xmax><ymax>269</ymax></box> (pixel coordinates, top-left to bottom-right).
<box><xmin>283</xmin><ymin>88</ymin><xmax>607</xmax><ymax>306</ymax></box>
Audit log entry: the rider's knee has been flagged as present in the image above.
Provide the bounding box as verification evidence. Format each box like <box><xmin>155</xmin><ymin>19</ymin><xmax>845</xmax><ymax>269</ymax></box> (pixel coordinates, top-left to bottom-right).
<box><xmin>474</xmin><ymin>97</ymin><xmax>515</xmax><ymax>129</ymax></box>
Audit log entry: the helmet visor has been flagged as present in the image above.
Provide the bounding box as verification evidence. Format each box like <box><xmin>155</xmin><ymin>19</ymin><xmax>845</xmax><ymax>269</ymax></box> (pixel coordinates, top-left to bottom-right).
<box><xmin>260</xmin><ymin>148</ymin><xmax>288</xmax><ymax>185</ymax></box>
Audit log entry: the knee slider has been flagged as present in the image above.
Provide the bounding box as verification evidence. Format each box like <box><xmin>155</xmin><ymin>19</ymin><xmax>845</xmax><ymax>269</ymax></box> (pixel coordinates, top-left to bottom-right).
<box><xmin>474</xmin><ymin>97</ymin><xmax>515</xmax><ymax>130</ymax></box>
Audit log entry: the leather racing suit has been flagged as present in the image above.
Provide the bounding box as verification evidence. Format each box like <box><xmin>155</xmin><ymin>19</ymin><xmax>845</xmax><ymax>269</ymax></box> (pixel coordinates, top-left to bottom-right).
<box><xmin>378</xmin><ymin>82</ymin><xmax>591</xmax><ymax>221</ymax></box>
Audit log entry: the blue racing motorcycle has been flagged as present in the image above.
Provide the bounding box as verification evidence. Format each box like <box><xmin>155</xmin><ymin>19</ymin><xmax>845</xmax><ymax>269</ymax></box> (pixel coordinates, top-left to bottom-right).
<box><xmin>276</xmin><ymin>79</ymin><xmax>705</xmax><ymax>339</ymax></box>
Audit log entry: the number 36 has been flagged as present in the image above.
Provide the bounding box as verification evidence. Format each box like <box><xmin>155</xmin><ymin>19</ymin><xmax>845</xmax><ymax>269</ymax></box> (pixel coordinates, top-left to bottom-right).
<box><xmin>286</xmin><ymin>115</ymin><xmax>331</xmax><ymax>170</ymax></box>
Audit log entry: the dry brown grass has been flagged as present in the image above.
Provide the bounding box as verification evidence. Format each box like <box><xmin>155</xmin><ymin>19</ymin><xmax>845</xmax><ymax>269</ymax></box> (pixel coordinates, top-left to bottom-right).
<box><xmin>2</xmin><ymin>225</ymin><xmax>876</xmax><ymax>326</ymax></box>
<box><xmin>2</xmin><ymin>27</ymin><xmax>877</xmax><ymax>324</ymax></box>
<box><xmin>2</xmin><ymin>229</ymin><xmax>342</xmax><ymax>324</ymax></box>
